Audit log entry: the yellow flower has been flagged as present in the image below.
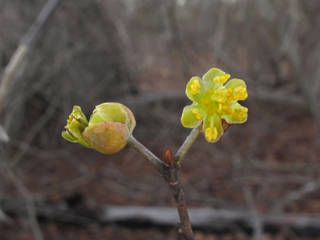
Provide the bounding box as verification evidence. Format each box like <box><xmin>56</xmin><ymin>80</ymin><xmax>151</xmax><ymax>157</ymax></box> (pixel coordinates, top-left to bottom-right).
<box><xmin>181</xmin><ymin>68</ymin><xmax>248</xmax><ymax>142</ymax></box>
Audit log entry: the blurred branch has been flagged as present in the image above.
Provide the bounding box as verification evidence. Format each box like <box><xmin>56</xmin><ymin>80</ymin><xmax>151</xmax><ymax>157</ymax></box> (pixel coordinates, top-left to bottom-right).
<box><xmin>1</xmin><ymin>158</ymin><xmax>43</xmax><ymax>240</ymax></box>
<box><xmin>213</xmin><ymin>1</ymin><xmax>228</xmax><ymax>54</ymax></box>
<box><xmin>166</xmin><ymin>0</ymin><xmax>190</xmax><ymax>79</ymax></box>
<box><xmin>0</xmin><ymin>0</ymin><xmax>61</xmax><ymax>111</ymax></box>
<box><xmin>4</xmin><ymin>201</ymin><xmax>320</xmax><ymax>236</ymax></box>
<box><xmin>243</xmin><ymin>186</ymin><xmax>263</xmax><ymax>240</ymax></box>
<box><xmin>66</xmin><ymin>1</ymin><xmax>139</xmax><ymax>95</ymax></box>
<box><xmin>279</xmin><ymin>0</ymin><xmax>300</xmax><ymax>54</ymax></box>
<box><xmin>257</xmin><ymin>0</ymin><xmax>320</xmax><ymax>127</ymax></box>
<box><xmin>0</xmin><ymin>207</ymin><xmax>12</xmax><ymax>223</ymax></box>
<box><xmin>276</xmin><ymin>176</ymin><xmax>320</xmax><ymax>212</ymax></box>
<box><xmin>0</xmin><ymin>124</ymin><xmax>9</xmax><ymax>142</ymax></box>
<box><xmin>312</xmin><ymin>44</ymin><xmax>320</xmax><ymax>94</ymax></box>
<box><xmin>11</xmin><ymin>97</ymin><xmax>60</xmax><ymax>167</ymax></box>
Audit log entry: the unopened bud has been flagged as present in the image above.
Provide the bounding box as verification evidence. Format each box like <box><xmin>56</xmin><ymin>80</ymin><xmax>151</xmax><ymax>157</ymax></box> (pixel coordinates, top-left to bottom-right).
<box><xmin>62</xmin><ymin>103</ymin><xmax>136</xmax><ymax>155</ymax></box>
<box><xmin>164</xmin><ymin>148</ymin><xmax>174</xmax><ymax>166</ymax></box>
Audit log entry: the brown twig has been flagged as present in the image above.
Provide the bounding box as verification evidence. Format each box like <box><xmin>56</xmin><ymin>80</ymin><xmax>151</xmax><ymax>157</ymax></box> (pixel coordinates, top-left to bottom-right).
<box><xmin>164</xmin><ymin>164</ymin><xmax>194</xmax><ymax>240</ymax></box>
<box><xmin>128</xmin><ymin>135</ymin><xmax>195</xmax><ymax>240</ymax></box>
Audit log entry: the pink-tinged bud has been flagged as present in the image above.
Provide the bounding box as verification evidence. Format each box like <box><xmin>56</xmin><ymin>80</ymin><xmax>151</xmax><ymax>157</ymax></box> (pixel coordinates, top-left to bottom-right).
<box><xmin>62</xmin><ymin>103</ymin><xmax>136</xmax><ymax>155</ymax></box>
<box><xmin>83</xmin><ymin>121</ymin><xmax>130</xmax><ymax>155</ymax></box>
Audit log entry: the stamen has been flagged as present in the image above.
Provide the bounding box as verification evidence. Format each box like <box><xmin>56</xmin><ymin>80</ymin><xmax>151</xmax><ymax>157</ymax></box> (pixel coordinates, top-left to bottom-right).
<box><xmin>234</xmin><ymin>87</ymin><xmax>241</xmax><ymax>92</ymax></box>
<box><xmin>220</xmin><ymin>74</ymin><xmax>230</xmax><ymax>84</ymax></box>
<box><xmin>213</xmin><ymin>127</ymin><xmax>218</xmax><ymax>139</ymax></box>
<box><xmin>192</xmin><ymin>109</ymin><xmax>199</xmax><ymax>114</ymax></box>
<box><xmin>190</xmin><ymin>80</ymin><xmax>200</xmax><ymax>94</ymax></box>
<box><xmin>234</xmin><ymin>114</ymin><xmax>241</xmax><ymax>120</ymax></box>
<box><xmin>239</xmin><ymin>87</ymin><xmax>246</xmax><ymax>93</ymax></box>
<box><xmin>191</xmin><ymin>109</ymin><xmax>202</xmax><ymax>120</ymax></box>
<box><xmin>205</xmin><ymin>128</ymin><xmax>213</xmax><ymax>140</ymax></box>
<box><xmin>214</xmin><ymin>77</ymin><xmax>221</xmax><ymax>83</ymax></box>
<box><xmin>241</xmin><ymin>93</ymin><xmax>247</xmax><ymax>99</ymax></box>
<box><xmin>222</xmin><ymin>106</ymin><xmax>232</xmax><ymax>114</ymax></box>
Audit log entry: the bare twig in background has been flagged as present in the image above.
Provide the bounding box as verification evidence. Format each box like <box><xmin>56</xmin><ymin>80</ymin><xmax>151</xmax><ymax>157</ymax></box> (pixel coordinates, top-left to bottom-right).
<box><xmin>166</xmin><ymin>0</ymin><xmax>190</xmax><ymax>80</ymax></box>
<box><xmin>0</xmin><ymin>0</ymin><xmax>60</xmax><ymax>144</ymax></box>
<box><xmin>4</xmin><ymin>201</ymin><xmax>320</xmax><ymax>237</ymax></box>
<box><xmin>243</xmin><ymin>186</ymin><xmax>263</xmax><ymax>240</ymax></box>
<box><xmin>1</xmin><ymin>157</ymin><xmax>43</xmax><ymax>240</ymax></box>
<box><xmin>0</xmin><ymin>207</ymin><xmax>11</xmax><ymax>223</ymax></box>
<box><xmin>0</xmin><ymin>124</ymin><xmax>9</xmax><ymax>142</ymax></box>
<box><xmin>0</xmin><ymin>0</ymin><xmax>60</xmax><ymax>111</ymax></box>
<box><xmin>257</xmin><ymin>0</ymin><xmax>320</xmax><ymax>137</ymax></box>
<box><xmin>275</xmin><ymin>176</ymin><xmax>320</xmax><ymax>212</ymax></box>
<box><xmin>11</xmin><ymin>97</ymin><xmax>60</xmax><ymax>167</ymax></box>
<box><xmin>213</xmin><ymin>1</ymin><xmax>228</xmax><ymax>55</ymax></box>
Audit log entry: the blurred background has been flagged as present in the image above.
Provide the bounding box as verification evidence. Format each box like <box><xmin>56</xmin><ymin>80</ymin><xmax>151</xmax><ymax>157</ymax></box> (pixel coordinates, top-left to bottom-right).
<box><xmin>1</xmin><ymin>0</ymin><xmax>320</xmax><ymax>239</ymax></box>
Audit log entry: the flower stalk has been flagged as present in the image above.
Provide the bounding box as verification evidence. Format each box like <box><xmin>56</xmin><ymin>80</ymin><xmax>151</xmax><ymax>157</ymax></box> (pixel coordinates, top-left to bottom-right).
<box><xmin>174</xmin><ymin>127</ymin><xmax>200</xmax><ymax>167</ymax></box>
<box><xmin>127</xmin><ymin>135</ymin><xmax>166</xmax><ymax>174</ymax></box>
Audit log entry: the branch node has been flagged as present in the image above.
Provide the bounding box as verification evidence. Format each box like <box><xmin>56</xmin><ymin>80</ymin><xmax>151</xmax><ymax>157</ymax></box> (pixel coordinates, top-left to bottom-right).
<box><xmin>170</xmin><ymin>180</ymin><xmax>179</xmax><ymax>186</ymax></box>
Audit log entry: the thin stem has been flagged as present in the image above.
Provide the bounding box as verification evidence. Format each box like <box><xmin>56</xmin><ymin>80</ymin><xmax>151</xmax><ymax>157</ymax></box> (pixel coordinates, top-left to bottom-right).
<box><xmin>168</xmin><ymin>171</ymin><xmax>194</xmax><ymax>240</ymax></box>
<box><xmin>127</xmin><ymin>135</ymin><xmax>166</xmax><ymax>174</ymax></box>
<box><xmin>175</xmin><ymin>127</ymin><xmax>200</xmax><ymax>166</ymax></box>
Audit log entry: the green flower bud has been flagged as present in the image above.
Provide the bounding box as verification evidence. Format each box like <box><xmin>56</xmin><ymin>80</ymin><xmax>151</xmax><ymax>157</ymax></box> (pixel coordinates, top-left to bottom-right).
<box><xmin>62</xmin><ymin>106</ymin><xmax>91</xmax><ymax>148</ymax></box>
<box><xmin>83</xmin><ymin>103</ymin><xmax>136</xmax><ymax>155</ymax></box>
<box><xmin>88</xmin><ymin>103</ymin><xmax>136</xmax><ymax>133</ymax></box>
<box><xmin>62</xmin><ymin>103</ymin><xmax>136</xmax><ymax>155</ymax></box>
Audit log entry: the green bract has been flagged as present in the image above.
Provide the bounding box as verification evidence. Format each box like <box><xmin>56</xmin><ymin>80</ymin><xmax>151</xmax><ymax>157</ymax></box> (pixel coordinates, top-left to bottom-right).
<box><xmin>181</xmin><ymin>68</ymin><xmax>248</xmax><ymax>143</ymax></box>
<box><xmin>62</xmin><ymin>103</ymin><xmax>136</xmax><ymax>155</ymax></box>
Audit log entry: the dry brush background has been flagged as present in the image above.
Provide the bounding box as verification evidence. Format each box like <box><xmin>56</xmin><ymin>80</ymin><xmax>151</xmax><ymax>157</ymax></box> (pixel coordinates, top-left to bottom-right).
<box><xmin>1</xmin><ymin>0</ymin><xmax>320</xmax><ymax>239</ymax></box>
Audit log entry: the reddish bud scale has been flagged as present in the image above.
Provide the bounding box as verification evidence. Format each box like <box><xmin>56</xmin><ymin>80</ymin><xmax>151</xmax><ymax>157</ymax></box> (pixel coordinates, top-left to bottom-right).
<box><xmin>164</xmin><ymin>148</ymin><xmax>174</xmax><ymax>166</ymax></box>
<box><xmin>221</xmin><ymin>118</ymin><xmax>233</xmax><ymax>132</ymax></box>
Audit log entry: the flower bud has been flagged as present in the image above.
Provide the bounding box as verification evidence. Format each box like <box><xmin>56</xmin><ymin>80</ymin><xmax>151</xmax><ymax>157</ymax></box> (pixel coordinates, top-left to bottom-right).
<box><xmin>62</xmin><ymin>106</ymin><xmax>91</xmax><ymax>148</ymax></box>
<box><xmin>88</xmin><ymin>103</ymin><xmax>136</xmax><ymax>133</ymax></box>
<box><xmin>62</xmin><ymin>103</ymin><xmax>136</xmax><ymax>155</ymax></box>
<box><xmin>83</xmin><ymin>103</ymin><xmax>136</xmax><ymax>155</ymax></box>
<box><xmin>83</xmin><ymin>122</ymin><xmax>130</xmax><ymax>155</ymax></box>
